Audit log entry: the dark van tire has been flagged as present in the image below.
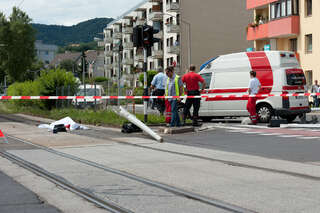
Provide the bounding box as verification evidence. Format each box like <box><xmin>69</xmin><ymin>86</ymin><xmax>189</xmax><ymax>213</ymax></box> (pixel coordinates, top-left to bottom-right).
<box><xmin>281</xmin><ymin>115</ymin><xmax>297</xmax><ymax>123</ymax></box>
<box><xmin>201</xmin><ymin>117</ymin><xmax>212</xmax><ymax>122</ymax></box>
<box><xmin>257</xmin><ymin>104</ymin><xmax>273</xmax><ymax>123</ymax></box>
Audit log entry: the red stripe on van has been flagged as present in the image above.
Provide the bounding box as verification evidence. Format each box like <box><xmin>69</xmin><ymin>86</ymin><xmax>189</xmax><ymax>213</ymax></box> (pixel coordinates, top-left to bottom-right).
<box><xmin>246</xmin><ymin>52</ymin><xmax>273</xmax><ymax>89</ymax></box>
<box><xmin>290</xmin><ymin>106</ymin><xmax>310</xmax><ymax>110</ymax></box>
<box><xmin>283</xmin><ymin>86</ymin><xmax>305</xmax><ymax>90</ymax></box>
<box><xmin>204</xmin><ymin>87</ymin><xmax>272</xmax><ymax>95</ymax></box>
<box><xmin>205</xmin><ymin>88</ymin><xmax>248</xmax><ymax>94</ymax></box>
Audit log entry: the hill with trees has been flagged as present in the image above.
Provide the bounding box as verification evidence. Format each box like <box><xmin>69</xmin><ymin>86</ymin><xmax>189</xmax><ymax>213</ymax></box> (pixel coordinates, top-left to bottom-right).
<box><xmin>32</xmin><ymin>18</ymin><xmax>114</xmax><ymax>46</ymax></box>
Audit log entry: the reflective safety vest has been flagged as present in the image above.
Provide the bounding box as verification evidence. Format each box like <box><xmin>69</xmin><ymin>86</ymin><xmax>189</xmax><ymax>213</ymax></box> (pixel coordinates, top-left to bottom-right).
<box><xmin>165</xmin><ymin>75</ymin><xmax>184</xmax><ymax>96</ymax></box>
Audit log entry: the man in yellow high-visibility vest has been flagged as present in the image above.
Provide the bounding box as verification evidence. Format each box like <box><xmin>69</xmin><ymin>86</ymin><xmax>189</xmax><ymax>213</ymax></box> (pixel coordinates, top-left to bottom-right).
<box><xmin>165</xmin><ymin>66</ymin><xmax>184</xmax><ymax>127</ymax></box>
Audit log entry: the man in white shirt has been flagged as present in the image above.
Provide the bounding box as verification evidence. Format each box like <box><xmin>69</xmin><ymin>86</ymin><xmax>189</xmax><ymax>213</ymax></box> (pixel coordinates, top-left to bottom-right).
<box><xmin>247</xmin><ymin>71</ymin><xmax>261</xmax><ymax>125</ymax></box>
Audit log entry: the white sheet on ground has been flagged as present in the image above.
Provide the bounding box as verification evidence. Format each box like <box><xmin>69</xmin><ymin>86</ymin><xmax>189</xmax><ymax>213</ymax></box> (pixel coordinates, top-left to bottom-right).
<box><xmin>281</xmin><ymin>124</ymin><xmax>320</xmax><ymax>128</ymax></box>
<box><xmin>38</xmin><ymin>117</ymin><xmax>89</xmax><ymax>131</ymax></box>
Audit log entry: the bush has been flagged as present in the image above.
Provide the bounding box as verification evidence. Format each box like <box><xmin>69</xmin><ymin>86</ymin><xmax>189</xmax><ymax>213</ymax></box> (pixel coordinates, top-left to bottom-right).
<box><xmin>7</xmin><ymin>80</ymin><xmax>45</xmax><ymax>108</ymax></box>
<box><xmin>38</xmin><ymin>68</ymin><xmax>79</xmax><ymax>96</ymax></box>
<box><xmin>7</xmin><ymin>68</ymin><xmax>79</xmax><ymax>109</ymax></box>
<box><xmin>94</xmin><ymin>77</ymin><xmax>108</xmax><ymax>83</ymax></box>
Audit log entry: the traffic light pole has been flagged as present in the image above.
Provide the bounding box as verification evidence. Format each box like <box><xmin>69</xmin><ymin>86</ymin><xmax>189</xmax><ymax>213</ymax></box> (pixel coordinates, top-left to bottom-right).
<box><xmin>143</xmin><ymin>48</ymin><xmax>148</xmax><ymax>123</ymax></box>
<box><xmin>82</xmin><ymin>51</ymin><xmax>86</xmax><ymax>105</ymax></box>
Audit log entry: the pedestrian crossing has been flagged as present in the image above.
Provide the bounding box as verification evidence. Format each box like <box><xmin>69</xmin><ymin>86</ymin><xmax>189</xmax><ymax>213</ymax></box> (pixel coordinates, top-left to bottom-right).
<box><xmin>215</xmin><ymin>125</ymin><xmax>320</xmax><ymax>141</ymax></box>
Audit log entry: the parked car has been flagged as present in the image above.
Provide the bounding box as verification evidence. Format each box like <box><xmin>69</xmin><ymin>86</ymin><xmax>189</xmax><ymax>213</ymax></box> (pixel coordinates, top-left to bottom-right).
<box><xmin>72</xmin><ymin>84</ymin><xmax>107</xmax><ymax>110</ymax></box>
<box><xmin>198</xmin><ymin>51</ymin><xmax>310</xmax><ymax>123</ymax></box>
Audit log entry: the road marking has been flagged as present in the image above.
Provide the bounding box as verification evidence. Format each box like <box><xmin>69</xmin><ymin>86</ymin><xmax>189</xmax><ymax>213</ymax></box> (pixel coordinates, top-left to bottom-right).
<box><xmin>259</xmin><ymin>133</ymin><xmax>282</xmax><ymax>136</ymax></box>
<box><xmin>297</xmin><ymin>137</ymin><xmax>319</xmax><ymax>140</ymax></box>
<box><xmin>279</xmin><ymin>135</ymin><xmax>303</xmax><ymax>138</ymax></box>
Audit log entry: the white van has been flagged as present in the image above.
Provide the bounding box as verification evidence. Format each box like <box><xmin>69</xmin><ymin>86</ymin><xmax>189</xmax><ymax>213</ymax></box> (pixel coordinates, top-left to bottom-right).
<box><xmin>72</xmin><ymin>84</ymin><xmax>106</xmax><ymax>109</ymax></box>
<box><xmin>198</xmin><ymin>51</ymin><xmax>310</xmax><ymax>123</ymax></box>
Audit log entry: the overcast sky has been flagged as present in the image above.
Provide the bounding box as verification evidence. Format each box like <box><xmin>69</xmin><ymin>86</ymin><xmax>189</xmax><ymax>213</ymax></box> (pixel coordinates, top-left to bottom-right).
<box><xmin>0</xmin><ymin>0</ymin><xmax>143</xmax><ymax>26</ymax></box>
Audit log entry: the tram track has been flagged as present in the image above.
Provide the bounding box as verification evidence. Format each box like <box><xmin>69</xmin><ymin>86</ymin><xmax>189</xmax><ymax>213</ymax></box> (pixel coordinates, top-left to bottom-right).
<box><xmin>3</xmin><ymin>113</ymin><xmax>320</xmax><ymax>212</ymax></box>
<box><xmin>0</xmin><ymin>150</ymin><xmax>133</xmax><ymax>213</ymax></box>
<box><xmin>2</xmin><ymin>113</ymin><xmax>320</xmax><ymax>182</ymax></box>
<box><xmin>2</xmin><ymin>134</ymin><xmax>256</xmax><ymax>213</ymax></box>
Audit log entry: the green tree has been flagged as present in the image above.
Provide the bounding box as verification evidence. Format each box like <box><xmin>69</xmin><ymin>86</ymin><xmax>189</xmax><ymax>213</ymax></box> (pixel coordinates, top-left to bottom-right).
<box><xmin>0</xmin><ymin>7</ymin><xmax>36</xmax><ymax>82</ymax></box>
<box><xmin>139</xmin><ymin>70</ymin><xmax>157</xmax><ymax>87</ymax></box>
<box><xmin>0</xmin><ymin>12</ymin><xmax>10</xmax><ymax>85</ymax></box>
<box><xmin>59</xmin><ymin>59</ymin><xmax>74</xmax><ymax>72</ymax></box>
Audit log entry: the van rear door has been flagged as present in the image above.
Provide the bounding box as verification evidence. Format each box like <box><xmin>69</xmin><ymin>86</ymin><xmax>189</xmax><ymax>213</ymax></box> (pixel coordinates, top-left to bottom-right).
<box><xmin>283</xmin><ymin>68</ymin><xmax>309</xmax><ymax>110</ymax></box>
<box><xmin>199</xmin><ymin>72</ymin><xmax>212</xmax><ymax>116</ymax></box>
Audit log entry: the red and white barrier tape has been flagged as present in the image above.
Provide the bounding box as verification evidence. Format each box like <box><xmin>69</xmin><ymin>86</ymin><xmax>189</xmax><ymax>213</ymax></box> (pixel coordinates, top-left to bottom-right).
<box><xmin>0</xmin><ymin>93</ymin><xmax>317</xmax><ymax>100</ymax></box>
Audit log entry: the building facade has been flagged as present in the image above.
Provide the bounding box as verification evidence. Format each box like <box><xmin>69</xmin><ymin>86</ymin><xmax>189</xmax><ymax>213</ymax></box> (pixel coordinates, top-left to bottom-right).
<box><xmin>246</xmin><ymin>0</ymin><xmax>319</xmax><ymax>86</ymax></box>
<box><xmin>35</xmin><ymin>40</ymin><xmax>58</xmax><ymax>65</ymax></box>
<box><xmin>104</xmin><ymin>0</ymin><xmax>252</xmax><ymax>87</ymax></box>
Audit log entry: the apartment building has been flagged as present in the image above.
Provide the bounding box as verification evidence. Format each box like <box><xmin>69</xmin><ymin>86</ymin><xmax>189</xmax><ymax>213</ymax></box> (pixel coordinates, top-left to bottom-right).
<box><xmin>246</xmin><ymin>0</ymin><xmax>319</xmax><ymax>86</ymax></box>
<box><xmin>104</xmin><ymin>0</ymin><xmax>252</xmax><ymax>87</ymax></box>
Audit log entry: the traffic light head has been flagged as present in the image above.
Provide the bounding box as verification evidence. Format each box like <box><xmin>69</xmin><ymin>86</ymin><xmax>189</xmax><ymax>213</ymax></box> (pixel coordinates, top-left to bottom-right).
<box><xmin>143</xmin><ymin>25</ymin><xmax>161</xmax><ymax>48</ymax></box>
<box><xmin>133</xmin><ymin>26</ymin><xmax>143</xmax><ymax>48</ymax></box>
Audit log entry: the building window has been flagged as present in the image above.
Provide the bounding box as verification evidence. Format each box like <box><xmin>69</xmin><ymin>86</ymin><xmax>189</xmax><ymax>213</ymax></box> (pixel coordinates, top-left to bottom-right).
<box><xmin>305</xmin><ymin>70</ymin><xmax>312</xmax><ymax>86</ymax></box>
<box><xmin>270</xmin><ymin>0</ymin><xmax>299</xmax><ymax>20</ymax></box>
<box><xmin>287</xmin><ymin>0</ymin><xmax>292</xmax><ymax>15</ymax></box>
<box><xmin>281</xmin><ymin>1</ymin><xmax>287</xmax><ymax>16</ymax></box>
<box><xmin>290</xmin><ymin>38</ymin><xmax>298</xmax><ymax>52</ymax></box>
<box><xmin>275</xmin><ymin>2</ymin><xmax>281</xmax><ymax>18</ymax></box>
<box><xmin>305</xmin><ymin>34</ymin><xmax>312</xmax><ymax>53</ymax></box>
<box><xmin>306</xmin><ymin>0</ymin><xmax>312</xmax><ymax>16</ymax></box>
<box><xmin>271</xmin><ymin>4</ymin><xmax>275</xmax><ymax>19</ymax></box>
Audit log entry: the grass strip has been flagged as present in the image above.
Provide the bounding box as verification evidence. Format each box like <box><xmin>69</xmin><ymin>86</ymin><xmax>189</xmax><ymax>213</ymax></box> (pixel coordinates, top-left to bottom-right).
<box><xmin>0</xmin><ymin>102</ymin><xmax>165</xmax><ymax>127</ymax></box>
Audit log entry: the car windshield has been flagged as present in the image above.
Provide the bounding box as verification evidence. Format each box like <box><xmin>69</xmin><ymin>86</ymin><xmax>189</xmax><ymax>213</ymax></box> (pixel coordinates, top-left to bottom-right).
<box><xmin>77</xmin><ymin>88</ymin><xmax>101</xmax><ymax>96</ymax></box>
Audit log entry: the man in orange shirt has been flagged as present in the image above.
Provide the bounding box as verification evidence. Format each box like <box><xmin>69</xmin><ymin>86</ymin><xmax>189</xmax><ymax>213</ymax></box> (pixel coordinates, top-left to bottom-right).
<box><xmin>182</xmin><ymin>65</ymin><xmax>206</xmax><ymax>126</ymax></box>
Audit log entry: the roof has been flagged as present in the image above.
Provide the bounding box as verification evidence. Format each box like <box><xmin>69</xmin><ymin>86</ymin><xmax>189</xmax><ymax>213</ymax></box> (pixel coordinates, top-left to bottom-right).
<box><xmin>106</xmin><ymin>0</ymin><xmax>149</xmax><ymax>29</ymax></box>
<box><xmin>50</xmin><ymin>50</ymin><xmax>99</xmax><ymax>66</ymax></box>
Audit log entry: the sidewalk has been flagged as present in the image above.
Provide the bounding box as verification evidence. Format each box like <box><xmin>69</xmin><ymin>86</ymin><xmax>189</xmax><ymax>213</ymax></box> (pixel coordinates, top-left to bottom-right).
<box><xmin>0</xmin><ymin>171</ymin><xmax>61</xmax><ymax>213</ymax></box>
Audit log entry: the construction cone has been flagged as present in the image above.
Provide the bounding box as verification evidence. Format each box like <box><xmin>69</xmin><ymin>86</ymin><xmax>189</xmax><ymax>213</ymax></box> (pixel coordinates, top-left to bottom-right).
<box><xmin>0</xmin><ymin>129</ymin><xmax>8</xmax><ymax>144</ymax></box>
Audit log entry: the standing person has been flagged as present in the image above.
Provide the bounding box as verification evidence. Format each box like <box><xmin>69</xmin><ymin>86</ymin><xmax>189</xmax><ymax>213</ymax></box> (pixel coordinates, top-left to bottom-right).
<box><xmin>311</xmin><ymin>80</ymin><xmax>319</xmax><ymax>107</ymax></box>
<box><xmin>247</xmin><ymin>71</ymin><xmax>261</xmax><ymax>125</ymax></box>
<box><xmin>150</xmin><ymin>67</ymin><xmax>166</xmax><ymax>114</ymax></box>
<box><xmin>182</xmin><ymin>65</ymin><xmax>206</xmax><ymax>126</ymax></box>
<box><xmin>165</xmin><ymin>66</ymin><xmax>184</xmax><ymax>127</ymax></box>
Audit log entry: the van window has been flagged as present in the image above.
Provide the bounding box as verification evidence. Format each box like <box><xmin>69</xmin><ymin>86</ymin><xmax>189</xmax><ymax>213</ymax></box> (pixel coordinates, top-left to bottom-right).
<box><xmin>200</xmin><ymin>73</ymin><xmax>212</xmax><ymax>89</ymax></box>
<box><xmin>286</xmin><ymin>69</ymin><xmax>306</xmax><ymax>86</ymax></box>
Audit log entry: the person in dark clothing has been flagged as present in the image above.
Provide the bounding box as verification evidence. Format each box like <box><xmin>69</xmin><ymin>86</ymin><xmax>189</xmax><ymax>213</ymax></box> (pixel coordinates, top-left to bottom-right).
<box><xmin>182</xmin><ymin>65</ymin><xmax>206</xmax><ymax>126</ymax></box>
<box><xmin>150</xmin><ymin>67</ymin><xmax>167</xmax><ymax>114</ymax></box>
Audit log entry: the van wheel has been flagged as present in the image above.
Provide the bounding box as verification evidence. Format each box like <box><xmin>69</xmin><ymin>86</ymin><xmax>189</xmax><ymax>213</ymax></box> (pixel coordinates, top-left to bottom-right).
<box><xmin>281</xmin><ymin>115</ymin><xmax>297</xmax><ymax>123</ymax></box>
<box><xmin>201</xmin><ymin>117</ymin><xmax>212</xmax><ymax>122</ymax></box>
<box><xmin>257</xmin><ymin>104</ymin><xmax>273</xmax><ymax>123</ymax></box>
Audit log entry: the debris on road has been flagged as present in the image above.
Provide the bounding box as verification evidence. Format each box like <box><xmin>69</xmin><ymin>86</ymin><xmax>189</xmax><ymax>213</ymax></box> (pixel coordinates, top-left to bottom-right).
<box><xmin>114</xmin><ymin>107</ymin><xmax>163</xmax><ymax>143</ymax></box>
<box><xmin>38</xmin><ymin>117</ymin><xmax>89</xmax><ymax>132</ymax></box>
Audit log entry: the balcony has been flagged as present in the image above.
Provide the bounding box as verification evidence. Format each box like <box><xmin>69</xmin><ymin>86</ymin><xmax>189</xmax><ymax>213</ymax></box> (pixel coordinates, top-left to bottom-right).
<box><xmin>246</xmin><ymin>0</ymin><xmax>277</xmax><ymax>10</ymax></box>
<box><xmin>135</xmin><ymin>18</ymin><xmax>146</xmax><ymax>26</ymax></box>
<box><xmin>122</xmin><ymin>58</ymin><xmax>134</xmax><ymax>65</ymax></box>
<box><xmin>152</xmin><ymin>49</ymin><xmax>163</xmax><ymax>59</ymax></box>
<box><xmin>166</xmin><ymin>24</ymin><xmax>180</xmax><ymax>33</ymax></box>
<box><xmin>104</xmin><ymin>37</ymin><xmax>113</xmax><ymax>43</ymax></box>
<box><xmin>123</xmin><ymin>42</ymin><xmax>134</xmax><ymax>49</ymax></box>
<box><xmin>167</xmin><ymin>45</ymin><xmax>180</xmax><ymax>54</ymax></box>
<box><xmin>247</xmin><ymin>16</ymin><xmax>300</xmax><ymax>41</ymax></box>
<box><xmin>153</xmin><ymin>30</ymin><xmax>163</xmax><ymax>40</ymax></box>
<box><xmin>105</xmin><ymin>50</ymin><xmax>113</xmax><ymax>57</ymax></box>
<box><xmin>150</xmin><ymin>5</ymin><xmax>163</xmax><ymax>21</ymax></box>
<box><xmin>123</xmin><ymin>27</ymin><xmax>133</xmax><ymax>34</ymax></box>
<box><xmin>105</xmin><ymin>64</ymin><xmax>113</xmax><ymax>70</ymax></box>
<box><xmin>113</xmin><ymin>32</ymin><xmax>122</xmax><ymax>39</ymax></box>
<box><xmin>166</xmin><ymin>2</ymin><xmax>180</xmax><ymax>12</ymax></box>
<box><xmin>135</xmin><ymin>54</ymin><xmax>144</xmax><ymax>62</ymax></box>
